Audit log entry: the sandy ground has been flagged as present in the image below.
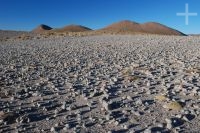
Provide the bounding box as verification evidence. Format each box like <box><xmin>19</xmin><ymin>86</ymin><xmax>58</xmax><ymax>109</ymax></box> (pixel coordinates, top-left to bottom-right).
<box><xmin>0</xmin><ymin>35</ymin><xmax>200</xmax><ymax>133</ymax></box>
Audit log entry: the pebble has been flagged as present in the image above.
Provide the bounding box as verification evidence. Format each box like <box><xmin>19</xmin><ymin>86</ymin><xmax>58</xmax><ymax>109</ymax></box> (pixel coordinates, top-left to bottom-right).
<box><xmin>127</xmin><ymin>95</ymin><xmax>132</xmax><ymax>100</ymax></box>
<box><xmin>61</xmin><ymin>101</ymin><xmax>67</xmax><ymax>110</ymax></box>
<box><xmin>135</xmin><ymin>99</ymin><xmax>143</xmax><ymax>105</ymax></box>
<box><xmin>165</xmin><ymin>118</ymin><xmax>173</xmax><ymax>129</ymax></box>
<box><xmin>144</xmin><ymin>128</ymin><xmax>152</xmax><ymax>133</ymax></box>
<box><xmin>157</xmin><ymin>123</ymin><xmax>164</xmax><ymax>128</ymax></box>
<box><xmin>102</xmin><ymin>100</ymin><xmax>110</xmax><ymax>111</ymax></box>
<box><xmin>50</xmin><ymin>127</ymin><xmax>56</xmax><ymax>132</ymax></box>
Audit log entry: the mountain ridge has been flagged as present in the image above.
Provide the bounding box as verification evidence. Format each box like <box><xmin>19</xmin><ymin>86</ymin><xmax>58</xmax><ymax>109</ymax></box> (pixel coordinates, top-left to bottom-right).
<box><xmin>24</xmin><ymin>20</ymin><xmax>186</xmax><ymax>36</ymax></box>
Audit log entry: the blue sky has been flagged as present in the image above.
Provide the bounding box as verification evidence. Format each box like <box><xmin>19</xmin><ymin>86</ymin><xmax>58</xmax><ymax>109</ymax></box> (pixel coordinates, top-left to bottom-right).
<box><xmin>0</xmin><ymin>0</ymin><xmax>199</xmax><ymax>34</ymax></box>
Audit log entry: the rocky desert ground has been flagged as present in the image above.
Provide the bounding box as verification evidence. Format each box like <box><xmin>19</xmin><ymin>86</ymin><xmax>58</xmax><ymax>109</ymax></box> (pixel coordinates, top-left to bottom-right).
<box><xmin>0</xmin><ymin>30</ymin><xmax>27</xmax><ymax>40</ymax></box>
<box><xmin>1</xmin><ymin>34</ymin><xmax>200</xmax><ymax>133</ymax></box>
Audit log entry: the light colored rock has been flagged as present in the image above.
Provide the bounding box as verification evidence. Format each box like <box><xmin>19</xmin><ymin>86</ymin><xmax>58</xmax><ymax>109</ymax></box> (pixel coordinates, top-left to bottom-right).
<box><xmin>135</xmin><ymin>99</ymin><xmax>143</xmax><ymax>105</ymax></box>
<box><xmin>50</xmin><ymin>127</ymin><xmax>56</xmax><ymax>132</ymax></box>
<box><xmin>165</xmin><ymin>118</ymin><xmax>173</xmax><ymax>129</ymax></box>
<box><xmin>102</xmin><ymin>100</ymin><xmax>110</xmax><ymax>111</ymax></box>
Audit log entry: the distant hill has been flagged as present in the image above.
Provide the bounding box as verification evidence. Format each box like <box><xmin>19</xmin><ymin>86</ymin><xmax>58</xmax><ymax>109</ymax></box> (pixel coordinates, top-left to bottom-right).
<box><xmin>99</xmin><ymin>20</ymin><xmax>186</xmax><ymax>36</ymax></box>
<box><xmin>53</xmin><ymin>25</ymin><xmax>92</xmax><ymax>32</ymax></box>
<box><xmin>32</xmin><ymin>24</ymin><xmax>53</xmax><ymax>33</ymax></box>
<box><xmin>101</xmin><ymin>20</ymin><xmax>142</xmax><ymax>33</ymax></box>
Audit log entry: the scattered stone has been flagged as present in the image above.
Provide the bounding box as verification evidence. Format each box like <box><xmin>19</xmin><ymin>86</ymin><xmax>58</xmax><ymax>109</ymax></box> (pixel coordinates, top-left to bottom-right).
<box><xmin>102</xmin><ymin>100</ymin><xmax>110</xmax><ymax>111</ymax></box>
<box><xmin>1</xmin><ymin>34</ymin><xmax>200</xmax><ymax>132</ymax></box>
<box><xmin>61</xmin><ymin>101</ymin><xmax>67</xmax><ymax>110</ymax></box>
<box><xmin>165</xmin><ymin>118</ymin><xmax>173</xmax><ymax>129</ymax></box>
<box><xmin>157</xmin><ymin>123</ymin><xmax>164</xmax><ymax>128</ymax></box>
<box><xmin>50</xmin><ymin>127</ymin><xmax>56</xmax><ymax>132</ymax></box>
<box><xmin>127</xmin><ymin>95</ymin><xmax>132</xmax><ymax>100</ymax></box>
<box><xmin>144</xmin><ymin>127</ymin><xmax>152</xmax><ymax>133</ymax></box>
<box><xmin>135</xmin><ymin>99</ymin><xmax>143</xmax><ymax>105</ymax></box>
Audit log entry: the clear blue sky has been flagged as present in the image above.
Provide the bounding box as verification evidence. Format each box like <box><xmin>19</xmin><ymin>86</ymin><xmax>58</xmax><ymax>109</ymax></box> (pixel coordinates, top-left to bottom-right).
<box><xmin>0</xmin><ymin>0</ymin><xmax>200</xmax><ymax>34</ymax></box>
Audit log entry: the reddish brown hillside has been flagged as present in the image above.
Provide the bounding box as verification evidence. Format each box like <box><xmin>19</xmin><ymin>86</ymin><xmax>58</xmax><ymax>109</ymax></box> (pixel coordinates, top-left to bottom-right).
<box><xmin>100</xmin><ymin>20</ymin><xmax>185</xmax><ymax>36</ymax></box>
<box><xmin>54</xmin><ymin>25</ymin><xmax>92</xmax><ymax>32</ymax></box>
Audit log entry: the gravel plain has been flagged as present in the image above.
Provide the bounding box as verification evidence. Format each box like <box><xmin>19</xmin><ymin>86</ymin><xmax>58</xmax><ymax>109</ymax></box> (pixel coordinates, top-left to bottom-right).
<box><xmin>1</xmin><ymin>35</ymin><xmax>200</xmax><ymax>133</ymax></box>
<box><xmin>0</xmin><ymin>30</ymin><xmax>28</xmax><ymax>40</ymax></box>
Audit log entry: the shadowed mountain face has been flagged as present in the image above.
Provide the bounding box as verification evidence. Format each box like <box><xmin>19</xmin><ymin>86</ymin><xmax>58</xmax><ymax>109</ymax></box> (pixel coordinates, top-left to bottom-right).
<box><xmin>100</xmin><ymin>20</ymin><xmax>185</xmax><ymax>36</ymax></box>
<box><xmin>53</xmin><ymin>25</ymin><xmax>92</xmax><ymax>32</ymax></box>
<box><xmin>32</xmin><ymin>24</ymin><xmax>53</xmax><ymax>33</ymax></box>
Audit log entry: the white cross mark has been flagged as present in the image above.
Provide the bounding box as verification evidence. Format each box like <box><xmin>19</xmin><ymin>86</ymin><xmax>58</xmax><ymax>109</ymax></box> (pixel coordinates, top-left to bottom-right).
<box><xmin>176</xmin><ymin>3</ymin><xmax>198</xmax><ymax>25</ymax></box>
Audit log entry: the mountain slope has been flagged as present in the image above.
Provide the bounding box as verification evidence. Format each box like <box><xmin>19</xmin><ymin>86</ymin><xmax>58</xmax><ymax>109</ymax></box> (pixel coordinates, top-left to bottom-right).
<box><xmin>99</xmin><ymin>20</ymin><xmax>185</xmax><ymax>36</ymax></box>
<box><xmin>141</xmin><ymin>22</ymin><xmax>185</xmax><ymax>35</ymax></box>
<box><xmin>53</xmin><ymin>25</ymin><xmax>92</xmax><ymax>32</ymax></box>
<box><xmin>32</xmin><ymin>24</ymin><xmax>53</xmax><ymax>33</ymax></box>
